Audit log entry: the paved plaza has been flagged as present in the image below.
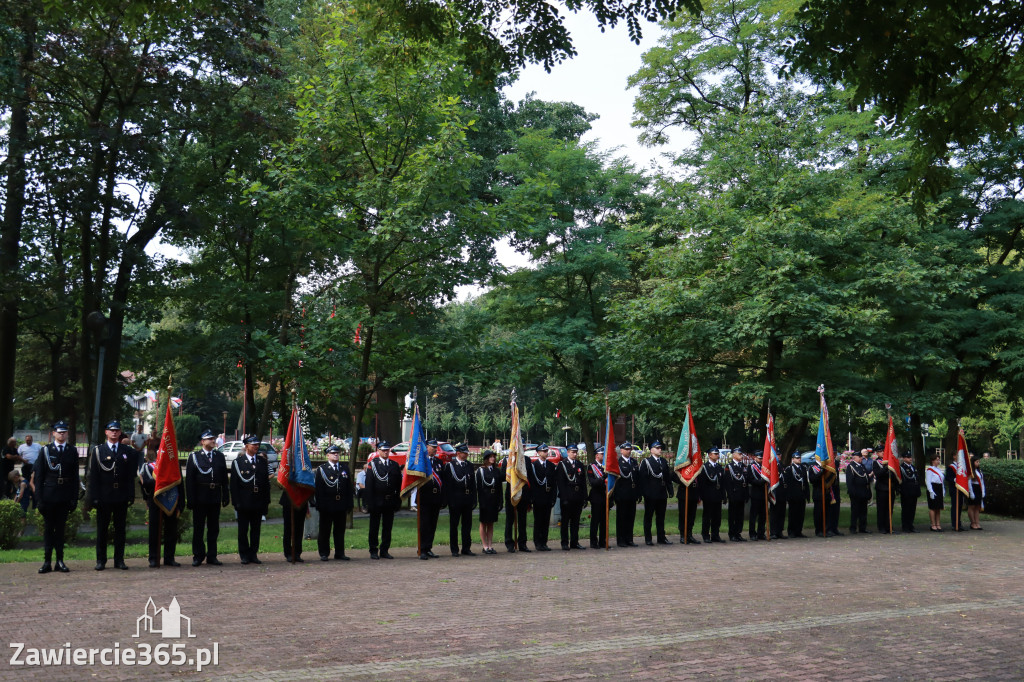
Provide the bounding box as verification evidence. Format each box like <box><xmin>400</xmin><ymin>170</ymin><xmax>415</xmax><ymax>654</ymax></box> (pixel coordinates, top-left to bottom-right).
<box><xmin>2</xmin><ymin>519</ymin><xmax>1023</xmax><ymax>681</ymax></box>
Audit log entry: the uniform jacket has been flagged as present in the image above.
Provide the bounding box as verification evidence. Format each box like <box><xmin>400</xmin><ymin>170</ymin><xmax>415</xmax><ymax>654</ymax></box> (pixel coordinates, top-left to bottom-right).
<box><xmin>476</xmin><ymin>464</ymin><xmax>502</xmax><ymax>511</ymax></box>
<box><xmin>139</xmin><ymin>460</ymin><xmax>186</xmax><ymax>513</ymax></box>
<box><xmin>88</xmin><ymin>441</ymin><xmax>139</xmax><ymax>506</ymax></box>
<box><xmin>639</xmin><ymin>455</ymin><xmax>674</xmax><ymax>501</ymax></box>
<box><xmin>444</xmin><ymin>458</ymin><xmax>477</xmax><ymax>509</ymax></box>
<box><xmin>557</xmin><ymin>458</ymin><xmax>588</xmax><ymax>505</ymax></box>
<box><xmin>530</xmin><ymin>459</ymin><xmax>557</xmax><ymax>507</ymax></box>
<box><xmin>899</xmin><ymin>462</ymin><xmax>921</xmax><ymax>498</ymax></box>
<box><xmin>612</xmin><ymin>456</ymin><xmax>641</xmax><ymax>503</ymax></box>
<box><xmin>873</xmin><ymin>459</ymin><xmax>899</xmax><ymax>495</ymax></box>
<box><xmin>418</xmin><ymin>456</ymin><xmax>446</xmax><ymax>508</ymax></box>
<box><xmin>313</xmin><ymin>461</ymin><xmax>353</xmax><ymax>514</ymax></box>
<box><xmin>746</xmin><ymin>462</ymin><xmax>767</xmax><ymax>500</ymax></box>
<box><xmin>845</xmin><ymin>461</ymin><xmax>873</xmax><ymax>501</ymax></box>
<box><xmin>499</xmin><ymin>456</ymin><xmax>533</xmax><ymax>506</ymax></box>
<box><xmin>696</xmin><ymin>461</ymin><xmax>726</xmax><ymax>504</ymax></box>
<box><xmin>364</xmin><ymin>457</ymin><xmax>402</xmax><ymax>513</ymax></box>
<box><xmin>185</xmin><ymin>448</ymin><xmax>229</xmax><ymax>507</ymax></box>
<box><xmin>34</xmin><ymin>442</ymin><xmax>80</xmax><ymax>510</ymax></box>
<box><xmin>587</xmin><ymin>462</ymin><xmax>609</xmax><ymax>508</ymax></box>
<box><xmin>808</xmin><ymin>462</ymin><xmax>838</xmax><ymax>503</ymax></box>
<box><xmin>781</xmin><ymin>463</ymin><xmax>810</xmax><ymax>503</ymax></box>
<box><xmin>230</xmin><ymin>453</ymin><xmax>271</xmax><ymax>514</ymax></box>
<box><xmin>723</xmin><ymin>460</ymin><xmax>749</xmax><ymax>503</ymax></box>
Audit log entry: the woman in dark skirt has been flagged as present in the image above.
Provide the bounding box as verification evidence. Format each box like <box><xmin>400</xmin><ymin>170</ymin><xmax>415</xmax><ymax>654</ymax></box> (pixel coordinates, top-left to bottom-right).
<box><xmin>967</xmin><ymin>455</ymin><xmax>986</xmax><ymax>530</ymax></box>
<box><xmin>925</xmin><ymin>454</ymin><xmax>945</xmax><ymax>531</ymax></box>
<box><xmin>476</xmin><ymin>450</ymin><xmax>502</xmax><ymax>554</ymax></box>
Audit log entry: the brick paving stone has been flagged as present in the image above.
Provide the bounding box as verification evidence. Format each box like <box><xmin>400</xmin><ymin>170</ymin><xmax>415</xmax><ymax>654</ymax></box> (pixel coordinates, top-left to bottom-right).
<box><xmin>1</xmin><ymin>520</ymin><xmax>1023</xmax><ymax>680</ymax></box>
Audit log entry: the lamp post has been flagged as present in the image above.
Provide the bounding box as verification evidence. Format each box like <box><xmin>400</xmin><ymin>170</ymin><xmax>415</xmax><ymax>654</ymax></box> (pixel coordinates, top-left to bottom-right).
<box><xmin>271</xmin><ymin>411</ymin><xmax>280</xmax><ymax>443</ymax></box>
<box><xmin>222</xmin><ymin>410</ymin><xmax>228</xmax><ymax>440</ymax></box>
<box><xmin>921</xmin><ymin>423</ymin><xmax>930</xmax><ymax>460</ymax></box>
<box><xmin>86</xmin><ymin>311</ymin><xmax>108</xmax><ymax>444</ymax></box>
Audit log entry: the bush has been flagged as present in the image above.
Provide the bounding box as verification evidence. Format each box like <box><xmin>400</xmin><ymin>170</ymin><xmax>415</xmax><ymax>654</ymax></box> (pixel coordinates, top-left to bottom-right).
<box><xmin>357</xmin><ymin>442</ymin><xmax>373</xmax><ymax>459</ymax></box>
<box><xmin>978</xmin><ymin>459</ymin><xmax>1024</xmax><ymax>517</ymax></box>
<box><xmin>64</xmin><ymin>509</ymin><xmax>82</xmax><ymax>544</ymax></box>
<box><xmin>0</xmin><ymin>500</ymin><xmax>26</xmax><ymax>549</ymax></box>
<box><xmin>176</xmin><ymin>508</ymin><xmax>192</xmax><ymax>543</ymax></box>
<box><xmin>174</xmin><ymin>415</ymin><xmax>202</xmax><ymax>451</ymax></box>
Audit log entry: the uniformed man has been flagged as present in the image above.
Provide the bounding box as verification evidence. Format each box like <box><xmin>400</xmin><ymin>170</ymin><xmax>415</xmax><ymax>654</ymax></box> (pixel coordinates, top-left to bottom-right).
<box><xmin>808</xmin><ymin>458</ymin><xmax>838</xmax><ymax>538</ymax></box>
<box><xmin>782</xmin><ymin>453</ymin><xmax>810</xmax><ymax>538</ymax></box>
<box><xmin>846</xmin><ymin>450</ymin><xmax>872</xmax><ymax>534</ymax></box>
<box><xmin>34</xmin><ymin>421</ymin><xmax>79</xmax><ymax>574</ymax></box>
<box><xmin>417</xmin><ymin>439</ymin><xmax>446</xmax><ymax>560</ymax></box>
<box><xmin>88</xmin><ymin>420</ymin><xmax>139</xmax><ymax>570</ymax></box>
<box><xmin>826</xmin><ymin>463</ymin><xmax>843</xmax><ymax>537</ymax></box>
<box><xmin>530</xmin><ymin>444</ymin><xmax>557</xmax><ymax>551</ymax></box>
<box><xmin>639</xmin><ymin>440</ymin><xmax>673</xmax><ymax>545</ymax></box>
<box><xmin>139</xmin><ymin>451</ymin><xmax>184</xmax><ymax>568</ymax></box>
<box><xmin>613</xmin><ymin>442</ymin><xmax>640</xmax><ymax>547</ymax></box>
<box><xmin>499</xmin><ymin>448</ymin><xmax>532</xmax><ymax>553</ymax></box>
<box><xmin>873</xmin><ymin>452</ymin><xmax>899</xmax><ymax>533</ymax></box>
<box><xmin>315</xmin><ymin>445</ymin><xmax>353</xmax><ymax>561</ymax></box>
<box><xmin>185</xmin><ymin>430</ymin><xmax>229</xmax><ymax>566</ymax></box>
<box><xmin>445</xmin><ymin>443</ymin><xmax>476</xmax><ymax>556</ymax></box>
<box><xmin>557</xmin><ymin>444</ymin><xmax>588</xmax><ymax>550</ymax></box>
<box><xmin>280</xmin><ymin>488</ymin><xmax>309</xmax><ymax>563</ymax></box>
<box><xmin>697</xmin><ymin>449</ymin><xmax>725</xmax><ymax>543</ymax></box>
<box><xmin>230</xmin><ymin>435</ymin><xmax>271</xmax><ymax>564</ymax></box>
<box><xmin>723</xmin><ymin>448</ymin><xmax>749</xmax><ymax>542</ymax></box>
<box><xmin>587</xmin><ymin>447</ymin><xmax>609</xmax><ymax>548</ymax></box>
<box><xmin>945</xmin><ymin>457</ymin><xmax>966</xmax><ymax>531</ymax></box>
<box><xmin>365</xmin><ymin>440</ymin><xmax>401</xmax><ymax>559</ymax></box>
<box><xmin>746</xmin><ymin>452</ymin><xmax>768</xmax><ymax>540</ymax></box>
<box><xmin>899</xmin><ymin>451</ymin><xmax>921</xmax><ymax>533</ymax></box>
<box><xmin>674</xmin><ymin>466</ymin><xmax>702</xmax><ymax>545</ymax></box>
<box><xmin>769</xmin><ymin>456</ymin><xmax>788</xmax><ymax>540</ymax></box>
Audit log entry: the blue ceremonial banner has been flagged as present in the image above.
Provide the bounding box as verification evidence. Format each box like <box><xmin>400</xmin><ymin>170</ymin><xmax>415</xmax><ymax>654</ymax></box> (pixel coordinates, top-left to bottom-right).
<box><xmin>288</xmin><ymin>407</ymin><xmax>316</xmax><ymax>490</ymax></box>
<box><xmin>814</xmin><ymin>386</ymin><xmax>837</xmax><ymax>474</ymax></box>
<box><xmin>401</xmin><ymin>403</ymin><xmax>432</xmax><ymax>496</ymax></box>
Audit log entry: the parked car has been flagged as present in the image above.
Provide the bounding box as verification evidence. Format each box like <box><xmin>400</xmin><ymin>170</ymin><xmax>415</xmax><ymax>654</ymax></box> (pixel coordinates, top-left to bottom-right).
<box><xmin>390</xmin><ymin>440</ymin><xmax>457</xmax><ymax>467</ymax></box>
<box><xmin>525</xmin><ymin>445</ymin><xmax>563</xmax><ymax>465</ymax></box>
<box><xmin>220</xmin><ymin>440</ymin><xmax>280</xmax><ymax>474</ymax></box>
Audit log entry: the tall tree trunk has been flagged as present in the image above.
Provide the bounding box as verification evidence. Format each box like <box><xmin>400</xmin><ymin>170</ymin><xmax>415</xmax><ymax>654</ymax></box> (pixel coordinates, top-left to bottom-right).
<box><xmin>0</xmin><ymin>14</ymin><xmax>35</xmax><ymax>437</ymax></box>
<box><xmin>375</xmin><ymin>384</ymin><xmax>401</xmax><ymax>445</ymax></box>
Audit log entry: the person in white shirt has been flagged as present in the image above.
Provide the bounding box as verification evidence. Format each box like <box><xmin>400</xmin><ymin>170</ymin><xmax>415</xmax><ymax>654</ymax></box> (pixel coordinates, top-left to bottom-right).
<box><xmin>925</xmin><ymin>454</ymin><xmax>945</xmax><ymax>531</ymax></box>
<box><xmin>18</xmin><ymin>435</ymin><xmax>41</xmax><ymax>481</ymax></box>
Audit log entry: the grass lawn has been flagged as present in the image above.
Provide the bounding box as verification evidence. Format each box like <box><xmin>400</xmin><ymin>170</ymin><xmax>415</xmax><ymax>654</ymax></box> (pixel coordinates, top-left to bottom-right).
<box><xmin>1</xmin><ymin>503</ymin><xmax>999</xmax><ymax>563</ymax></box>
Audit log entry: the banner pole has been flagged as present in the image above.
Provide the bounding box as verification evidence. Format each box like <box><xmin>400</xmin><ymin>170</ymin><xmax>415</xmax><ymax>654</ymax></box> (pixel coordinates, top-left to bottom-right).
<box><xmin>888</xmin><ymin>482</ymin><xmax>893</xmax><ymax>534</ymax></box>
<box><xmin>821</xmin><ymin>477</ymin><xmax>826</xmax><ymax>538</ymax></box>
<box><xmin>765</xmin><ymin>492</ymin><xmax>770</xmax><ymax>541</ymax></box>
<box><xmin>513</xmin><ymin>502</ymin><xmax>518</xmax><ymax>550</ymax></box>
<box><xmin>955</xmin><ymin>488</ymin><xmax>959</xmax><ymax>531</ymax></box>
<box><xmin>291</xmin><ymin>505</ymin><xmax>297</xmax><ymax>563</ymax></box>
<box><xmin>684</xmin><ymin>486</ymin><xmax>689</xmax><ymax>544</ymax></box>
<box><xmin>157</xmin><ymin>509</ymin><xmax>162</xmax><ymax>565</ymax></box>
<box><xmin>416</xmin><ymin>501</ymin><xmax>421</xmax><ymax>556</ymax></box>
<box><xmin>605</xmin><ymin>490</ymin><xmax>610</xmax><ymax>550</ymax></box>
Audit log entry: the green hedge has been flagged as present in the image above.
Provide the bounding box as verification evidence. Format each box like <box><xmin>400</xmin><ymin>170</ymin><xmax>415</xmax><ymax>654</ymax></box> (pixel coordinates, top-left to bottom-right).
<box><xmin>0</xmin><ymin>500</ymin><xmax>26</xmax><ymax>550</ymax></box>
<box><xmin>978</xmin><ymin>459</ymin><xmax>1024</xmax><ymax>517</ymax></box>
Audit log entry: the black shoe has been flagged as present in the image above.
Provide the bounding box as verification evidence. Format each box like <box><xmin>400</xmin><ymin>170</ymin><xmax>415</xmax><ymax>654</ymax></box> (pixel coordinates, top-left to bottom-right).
<box><xmin>192</xmin><ymin>559</ymin><xmax>203</xmax><ymax>567</ymax></box>
<box><xmin>538</xmin><ymin>545</ymin><xmax>553</xmax><ymax>552</ymax></box>
<box><xmin>702</xmin><ymin>535</ymin><xmax>711</xmax><ymax>543</ymax></box>
<box><xmin>825</xmin><ymin>531</ymin><xmax>836</xmax><ymax>538</ymax></box>
<box><xmin>55</xmin><ymin>561</ymin><xmax>69</xmax><ymax>573</ymax></box>
<box><xmin>591</xmin><ymin>542</ymin><xmax>601</xmax><ymax>549</ymax></box>
<box><xmin>38</xmin><ymin>563</ymin><xmax>52</xmax><ymax>574</ymax></box>
<box><xmin>686</xmin><ymin>536</ymin><xmax>701</xmax><ymax>544</ymax></box>
<box><xmin>370</xmin><ymin>552</ymin><xmax>379</xmax><ymax>560</ymax></box>
<box><xmin>757</xmin><ymin>534</ymin><xmax>768</xmax><ymax>540</ymax></box>
<box><xmin>908</xmin><ymin>528</ymin><xmax>919</xmax><ymax>533</ymax></box>
<box><xmin>572</xmin><ymin>543</ymin><xmax>587</xmax><ymax>550</ymax></box>
<box><xmin>657</xmin><ymin>538</ymin><xmax>673</xmax><ymax>545</ymax></box>
<box><xmin>711</xmin><ymin>537</ymin><xmax>725</xmax><ymax>543</ymax></box>
<box><xmin>505</xmin><ymin>545</ymin><xmax>516</xmax><ymax>553</ymax></box>
<box><xmin>860</xmin><ymin>530</ymin><xmax>872</xmax><ymax>535</ymax></box>
<box><xmin>848</xmin><ymin>528</ymin><xmax>857</xmax><ymax>534</ymax></box>
<box><xmin>627</xmin><ymin>542</ymin><xmax>639</xmax><ymax>547</ymax></box>
<box><xmin>645</xmin><ymin>539</ymin><xmax>655</xmax><ymax>546</ymax></box>
<box><xmin>380</xmin><ymin>552</ymin><xmax>394</xmax><ymax>559</ymax></box>
<box><xmin>451</xmin><ymin>551</ymin><xmax>461</xmax><ymax>557</ymax></box>
<box><xmin>832</xmin><ymin>531</ymin><xmax>844</xmax><ymax>536</ymax></box>
<box><xmin>149</xmin><ymin>560</ymin><xmax>160</xmax><ymax>568</ymax></box>
<box><xmin>336</xmin><ymin>554</ymin><xmax>350</xmax><ymax>561</ymax></box>
<box><xmin>294</xmin><ymin>557</ymin><xmax>305</xmax><ymax>563</ymax></box>
<box><xmin>562</xmin><ymin>544</ymin><xmax>571</xmax><ymax>551</ymax></box>
<box><xmin>769</xmin><ymin>535</ymin><xmax>783</xmax><ymax>540</ymax></box>
<box><xmin>95</xmin><ymin>563</ymin><xmax>105</xmax><ymax>571</ymax></box>
<box><xmin>320</xmin><ymin>555</ymin><xmax>330</xmax><ymax>562</ymax></box>
<box><xmin>165</xmin><ymin>560</ymin><xmax>181</xmax><ymax>567</ymax></box>
<box><xmin>616</xmin><ymin>542</ymin><xmax>629</xmax><ymax>548</ymax></box>
<box><xmin>240</xmin><ymin>558</ymin><xmax>251</xmax><ymax>565</ymax></box>
<box><xmin>518</xmin><ymin>546</ymin><xmax>532</xmax><ymax>553</ymax></box>
<box><xmin>207</xmin><ymin>558</ymin><xmax>223</xmax><ymax>566</ymax></box>
<box><xmin>462</xmin><ymin>549</ymin><xmax>476</xmax><ymax>556</ymax></box>
<box><xmin>426</xmin><ymin>551</ymin><xmax>438</xmax><ymax>558</ymax></box>
<box><xmin>250</xmin><ymin>557</ymin><xmax>262</xmax><ymax>565</ymax></box>
<box><xmin>815</xmin><ymin>532</ymin><xmax>824</xmax><ymax>538</ymax></box>
<box><xmin>115</xmin><ymin>562</ymin><xmax>129</xmax><ymax>570</ymax></box>
<box><xmin>733</xmin><ymin>536</ymin><xmax>747</xmax><ymax>542</ymax></box>
<box><xmin>419</xmin><ymin>553</ymin><xmax>429</xmax><ymax>560</ymax></box>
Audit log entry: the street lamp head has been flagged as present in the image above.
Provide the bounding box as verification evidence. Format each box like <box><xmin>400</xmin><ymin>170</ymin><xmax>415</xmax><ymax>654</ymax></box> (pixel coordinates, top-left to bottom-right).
<box><xmin>86</xmin><ymin>310</ymin><xmax>108</xmax><ymax>333</ymax></box>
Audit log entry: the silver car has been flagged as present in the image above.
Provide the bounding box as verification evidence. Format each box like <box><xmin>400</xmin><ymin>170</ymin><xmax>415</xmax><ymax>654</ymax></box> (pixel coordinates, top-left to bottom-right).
<box><xmin>220</xmin><ymin>441</ymin><xmax>280</xmax><ymax>474</ymax></box>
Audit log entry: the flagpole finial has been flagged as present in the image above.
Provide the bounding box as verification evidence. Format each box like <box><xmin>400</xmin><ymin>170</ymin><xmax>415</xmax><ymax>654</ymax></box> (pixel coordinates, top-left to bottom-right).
<box><xmin>511</xmin><ymin>387</ymin><xmax>517</xmax><ymax>404</ymax></box>
<box><xmin>818</xmin><ymin>384</ymin><xmax>825</xmax><ymax>395</ymax></box>
<box><xmin>885</xmin><ymin>402</ymin><xmax>892</xmax><ymax>412</ymax></box>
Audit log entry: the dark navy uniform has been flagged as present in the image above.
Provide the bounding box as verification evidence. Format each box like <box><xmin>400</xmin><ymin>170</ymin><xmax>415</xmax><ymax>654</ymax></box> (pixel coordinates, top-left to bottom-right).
<box><xmin>230</xmin><ymin>443</ymin><xmax>271</xmax><ymax>564</ymax></box>
<box><xmin>500</xmin><ymin>454</ymin><xmax>532</xmax><ymax>552</ymax></box>
<box><xmin>280</xmin><ymin>489</ymin><xmax>309</xmax><ymax>562</ymax></box>
<box><xmin>444</xmin><ymin>453</ymin><xmax>476</xmax><ymax>556</ymax></box>
<box><xmin>747</xmin><ymin>460</ymin><xmax>768</xmax><ymax>540</ymax></box>
<box><xmin>139</xmin><ymin>459</ymin><xmax>184</xmax><ymax>567</ymax></box>
<box><xmin>945</xmin><ymin>461</ymin><xmax>966</xmax><ymax>530</ymax></box>
<box><xmin>674</xmin><ymin>470</ymin><xmax>701</xmax><ymax>544</ymax></box>
<box><xmin>696</xmin><ymin>458</ymin><xmax>725</xmax><ymax>542</ymax></box>
<box><xmin>808</xmin><ymin>461</ymin><xmax>838</xmax><ymax>537</ymax></box>
<box><xmin>639</xmin><ymin>447</ymin><xmax>673</xmax><ymax>545</ymax></box>
<box><xmin>557</xmin><ymin>453</ymin><xmax>588</xmax><ymax>550</ymax></box>
<box><xmin>899</xmin><ymin>457</ymin><xmax>920</xmax><ymax>532</ymax></box>
<box><xmin>313</xmin><ymin>455</ymin><xmax>353</xmax><ymax>560</ymax></box>
<box><xmin>845</xmin><ymin>457</ymin><xmax>872</xmax><ymax>533</ymax></box>
<box><xmin>365</xmin><ymin>448</ymin><xmax>402</xmax><ymax>558</ymax></box>
<box><xmin>530</xmin><ymin>451</ymin><xmax>557</xmax><ymax>551</ymax></box>
<box><xmin>185</xmin><ymin>445</ymin><xmax>229</xmax><ymax>565</ymax></box>
<box><xmin>873</xmin><ymin>458</ymin><xmax>899</xmax><ymax>533</ymax></box>
<box><xmin>587</xmin><ymin>456</ymin><xmax>609</xmax><ymax>548</ymax></box>
<box><xmin>88</xmin><ymin>425</ymin><xmax>139</xmax><ymax>569</ymax></box>
<box><xmin>723</xmin><ymin>456</ymin><xmax>749</xmax><ymax>541</ymax></box>
<box><xmin>613</xmin><ymin>444</ymin><xmax>641</xmax><ymax>547</ymax></box>
<box><xmin>34</xmin><ymin>428</ymin><xmax>79</xmax><ymax>573</ymax></box>
<box><xmin>782</xmin><ymin>458</ymin><xmax>810</xmax><ymax>538</ymax></box>
<box><xmin>418</xmin><ymin>454</ymin><xmax>446</xmax><ymax>557</ymax></box>
<box><xmin>476</xmin><ymin>462</ymin><xmax>502</xmax><ymax>524</ymax></box>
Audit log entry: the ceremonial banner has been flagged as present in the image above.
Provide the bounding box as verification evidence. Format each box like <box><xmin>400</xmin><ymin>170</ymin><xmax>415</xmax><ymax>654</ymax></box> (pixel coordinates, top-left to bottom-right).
<box><xmin>153</xmin><ymin>402</ymin><xmax>182</xmax><ymax>515</ymax></box>
<box><xmin>883</xmin><ymin>416</ymin><xmax>902</xmax><ymax>483</ymax></box>
<box><xmin>278</xmin><ymin>406</ymin><xmax>315</xmax><ymax>507</ymax></box>
<box><xmin>954</xmin><ymin>427</ymin><xmax>973</xmax><ymax>496</ymax></box>
<box><xmin>673</xmin><ymin>402</ymin><xmax>703</xmax><ymax>486</ymax></box>
<box><xmin>814</xmin><ymin>387</ymin><xmax>837</xmax><ymax>474</ymax></box>
<box><xmin>401</xmin><ymin>403</ymin><xmax>432</xmax><ymax>496</ymax></box>
<box><xmin>506</xmin><ymin>399</ymin><xmax>529</xmax><ymax>506</ymax></box>
<box><xmin>760</xmin><ymin>413</ymin><xmax>780</xmax><ymax>503</ymax></box>
<box><xmin>604</xmin><ymin>403</ymin><xmax>620</xmax><ymax>495</ymax></box>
